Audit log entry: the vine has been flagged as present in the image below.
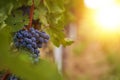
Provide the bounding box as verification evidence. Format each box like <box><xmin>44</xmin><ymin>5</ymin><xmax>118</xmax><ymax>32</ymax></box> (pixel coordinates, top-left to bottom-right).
<box><xmin>0</xmin><ymin>0</ymin><xmax>74</xmax><ymax>80</ymax></box>
<box><xmin>27</xmin><ymin>0</ymin><xmax>34</xmax><ymax>29</ymax></box>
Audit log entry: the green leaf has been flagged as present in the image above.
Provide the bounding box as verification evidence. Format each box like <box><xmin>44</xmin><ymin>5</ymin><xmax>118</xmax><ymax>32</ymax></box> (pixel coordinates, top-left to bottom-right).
<box><xmin>5</xmin><ymin>10</ymin><xmax>29</xmax><ymax>32</ymax></box>
<box><xmin>0</xmin><ymin>2</ymin><xmax>14</xmax><ymax>29</ymax></box>
<box><xmin>64</xmin><ymin>38</ymin><xmax>74</xmax><ymax>46</ymax></box>
<box><xmin>43</xmin><ymin>0</ymin><xmax>64</xmax><ymax>13</ymax></box>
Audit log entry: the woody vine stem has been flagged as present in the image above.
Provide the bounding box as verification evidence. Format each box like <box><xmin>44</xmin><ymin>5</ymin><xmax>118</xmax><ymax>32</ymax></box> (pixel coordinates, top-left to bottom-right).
<box><xmin>27</xmin><ymin>0</ymin><xmax>34</xmax><ymax>30</ymax></box>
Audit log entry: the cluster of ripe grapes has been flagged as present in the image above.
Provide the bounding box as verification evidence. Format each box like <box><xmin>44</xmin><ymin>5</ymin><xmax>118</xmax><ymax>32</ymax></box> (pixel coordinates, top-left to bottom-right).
<box><xmin>0</xmin><ymin>71</ymin><xmax>20</xmax><ymax>80</ymax></box>
<box><xmin>13</xmin><ymin>27</ymin><xmax>49</xmax><ymax>62</ymax></box>
<box><xmin>7</xmin><ymin>74</ymin><xmax>20</xmax><ymax>80</ymax></box>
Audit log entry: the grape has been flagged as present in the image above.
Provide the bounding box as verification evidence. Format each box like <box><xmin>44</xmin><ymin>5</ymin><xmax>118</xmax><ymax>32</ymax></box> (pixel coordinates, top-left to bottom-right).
<box><xmin>35</xmin><ymin>49</ymin><xmax>39</xmax><ymax>54</ymax></box>
<box><xmin>6</xmin><ymin>74</ymin><xmax>20</xmax><ymax>80</ymax></box>
<box><xmin>13</xmin><ymin>27</ymin><xmax>50</xmax><ymax>62</ymax></box>
<box><xmin>39</xmin><ymin>37</ymin><xmax>44</xmax><ymax>43</ymax></box>
<box><xmin>17</xmin><ymin>33</ymin><xmax>23</xmax><ymax>38</ymax></box>
<box><xmin>24</xmin><ymin>38</ymin><xmax>28</xmax><ymax>42</ymax></box>
<box><xmin>45</xmin><ymin>34</ymin><xmax>50</xmax><ymax>39</ymax></box>
<box><xmin>24</xmin><ymin>38</ymin><xmax>32</xmax><ymax>43</ymax></box>
<box><xmin>44</xmin><ymin>39</ymin><xmax>48</xmax><ymax>43</ymax></box>
<box><xmin>26</xmin><ymin>44</ymin><xmax>32</xmax><ymax>49</ymax></box>
<box><xmin>35</xmin><ymin>33</ymin><xmax>39</xmax><ymax>37</ymax></box>
<box><xmin>21</xmin><ymin>41</ymin><xmax>27</xmax><ymax>47</ymax></box>
<box><xmin>28</xmin><ymin>32</ymin><xmax>32</xmax><ymax>38</ymax></box>
<box><xmin>27</xmin><ymin>39</ymin><xmax>32</xmax><ymax>43</ymax></box>
<box><xmin>31</xmin><ymin>37</ymin><xmax>36</xmax><ymax>42</ymax></box>
<box><xmin>30</xmin><ymin>47</ymin><xmax>34</xmax><ymax>53</ymax></box>
<box><xmin>32</xmin><ymin>42</ymin><xmax>37</xmax><ymax>48</ymax></box>
<box><xmin>19</xmin><ymin>30</ymin><xmax>25</xmax><ymax>35</ymax></box>
<box><xmin>31</xmin><ymin>31</ymin><xmax>36</xmax><ymax>35</ymax></box>
<box><xmin>29</xmin><ymin>27</ymin><xmax>35</xmax><ymax>32</ymax></box>
<box><xmin>35</xmin><ymin>30</ymin><xmax>40</xmax><ymax>33</ymax></box>
<box><xmin>39</xmin><ymin>32</ymin><xmax>45</xmax><ymax>37</ymax></box>
<box><xmin>23</xmin><ymin>31</ymin><xmax>29</xmax><ymax>37</ymax></box>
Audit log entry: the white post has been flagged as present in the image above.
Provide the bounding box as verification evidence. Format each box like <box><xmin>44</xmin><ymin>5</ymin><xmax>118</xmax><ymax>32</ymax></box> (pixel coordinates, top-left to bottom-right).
<box><xmin>53</xmin><ymin>45</ymin><xmax>62</xmax><ymax>72</ymax></box>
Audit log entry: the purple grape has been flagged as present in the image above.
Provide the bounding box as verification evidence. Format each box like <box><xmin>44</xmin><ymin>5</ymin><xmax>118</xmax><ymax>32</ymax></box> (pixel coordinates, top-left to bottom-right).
<box><xmin>30</xmin><ymin>47</ymin><xmax>34</xmax><ymax>53</ymax></box>
<box><xmin>34</xmin><ymin>49</ymin><xmax>40</xmax><ymax>54</ymax></box>
<box><xmin>24</xmin><ymin>38</ymin><xmax>28</xmax><ymax>41</ymax></box>
<box><xmin>31</xmin><ymin>31</ymin><xmax>36</xmax><ymax>35</ymax></box>
<box><xmin>7</xmin><ymin>74</ymin><xmax>19</xmax><ymax>80</ymax></box>
<box><xmin>39</xmin><ymin>32</ymin><xmax>45</xmax><ymax>37</ymax></box>
<box><xmin>27</xmin><ymin>39</ymin><xmax>32</xmax><ymax>43</ymax></box>
<box><xmin>24</xmin><ymin>38</ymin><xmax>32</xmax><ymax>43</ymax></box>
<box><xmin>21</xmin><ymin>41</ymin><xmax>27</xmax><ymax>47</ymax></box>
<box><xmin>44</xmin><ymin>34</ymin><xmax>50</xmax><ymax>39</ymax></box>
<box><xmin>35</xmin><ymin>33</ymin><xmax>39</xmax><ymax>37</ymax></box>
<box><xmin>39</xmin><ymin>37</ymin><xmax>44</xmax><ymax>43</ymax></box>
<box><xmin>31</xmin><ymin>37</ymin><xmax>36</xmax><ymax>42</ymax></box>
<box><xmin>44</xmin><ymin>39</ymin><xmax>48</xmax><ymax>43</ymax></box>
<box><xmin>35</xmin><ymin>30</ymin><xmax>40</xmax><ymax>33</ymax></box>
<box><xmin>28</xmin><ymin>32</ymin><xmax>32</xmax><ymax>38</ymax></box>
<box><xmin>30</xmin><ymin>27</ymin><xmax>35</xmax><ymax>32</ymax></box>
<box><xmin>32</xmin><ymin>42</ymin><xmax>37</xmax><ymax>48</ymax></box>
<box><xmin>19</xmin><ymin>30</ymin><xmax>25</xmax><ymax>35</ymax></box>
<box><xmin>23</xmin><ymin>31</ymin><xmax>29</xmax><ymax>37</ymax></box>
<box><xmin>26</xmin><ymin>44</ymin><xmax>32</xmax><ymax>49</ymax></box>
<box><xmin>13</xmin><ymin>27</ymin><xmax>49</xmax><ymax>62</ymax></box>
<box><xmin>17</xmin><ymin>33</ymin><xmax>23</xmax><ymax>38</ymax></box>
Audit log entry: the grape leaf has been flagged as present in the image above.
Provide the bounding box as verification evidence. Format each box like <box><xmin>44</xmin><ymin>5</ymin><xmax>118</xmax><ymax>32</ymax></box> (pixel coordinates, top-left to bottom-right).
<box><xmin>43</xmin><ymin>0</ymin><xmax>64</xmax><ymax>13</ymax></box>
<box><xmin>0</xmin><ymin>0</ymin><xmax>30</xmax><ymax>30</ymax></box>
<box><xmin>40</xmin><ymin>0</ymin><xmax>73</xmax><ymax>47</ymax></box>
<box><xmin>5</xmin><ymin>10</ymin><xmax>29</xmax><ymax>32</ymax></box>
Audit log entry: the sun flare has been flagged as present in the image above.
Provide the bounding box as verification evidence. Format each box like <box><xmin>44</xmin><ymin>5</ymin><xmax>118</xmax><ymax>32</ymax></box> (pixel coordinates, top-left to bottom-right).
<box><xmin>95</xmin><ymin>6</ymin><xmax>120</xmax><ymax>32</ymax></box>
<box><xmin>84</xmin><ymin>0</ymin><xmax>115</xmax><ymax>9</ymax></box>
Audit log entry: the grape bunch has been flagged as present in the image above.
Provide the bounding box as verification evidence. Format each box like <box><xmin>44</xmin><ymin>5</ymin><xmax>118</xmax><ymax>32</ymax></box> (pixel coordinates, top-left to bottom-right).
<box><xmin>13</xmin><ymin>27</ymin><xmax>49</xmax><ymax>61</ymax></box>
<box><xmin>7</xmin><ymin>74</ymin><xmax>20</xmax><ymax>80</ymax></box>
<box><xmin>0</xmin><ymin>70</ymin><xmax>20</xmax><ymax>80</ymax></box>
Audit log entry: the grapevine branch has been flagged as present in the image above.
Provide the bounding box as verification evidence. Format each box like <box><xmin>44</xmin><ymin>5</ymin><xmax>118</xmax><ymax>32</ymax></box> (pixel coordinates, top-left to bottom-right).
<box><xmin>27</xmin><ymin>0</ymin><xmax>34</xmax><ymax>30</ymax></box>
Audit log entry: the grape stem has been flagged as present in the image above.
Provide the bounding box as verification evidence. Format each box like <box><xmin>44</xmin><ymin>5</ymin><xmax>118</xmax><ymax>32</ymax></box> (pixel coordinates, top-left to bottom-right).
<box><xmin>27</xmin><ymin>0</ymin><xmax>34</xmax><ymax>30</ymax></box>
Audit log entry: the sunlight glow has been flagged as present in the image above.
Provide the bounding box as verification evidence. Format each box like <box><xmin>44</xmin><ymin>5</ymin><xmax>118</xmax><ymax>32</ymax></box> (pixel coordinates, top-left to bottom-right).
<box><xmin>95</xmin><ymin>6</ymin><xmax>120</xmax><ymax>32</ymax></box>
<box><xmin>84</xmin><ymin>0</ymin><xmax>115</xmax><ymax>9</ymax></box>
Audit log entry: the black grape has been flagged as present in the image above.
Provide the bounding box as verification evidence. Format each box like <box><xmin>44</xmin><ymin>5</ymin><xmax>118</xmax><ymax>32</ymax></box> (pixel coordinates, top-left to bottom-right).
<box><xmin>32</xmin><ymin>42</ymin><xmax>37</xmax><ymax>48</ymax></box>
<box><xmin>39</xmin><ymin>37</ymin><xmax>44</xmax><ymax>43</ymax></box>
<box><xmin>44</xmin><ymin>39</ymin><xmax>48</xmax><ymax>43</ymax></box>
<box><xmin>13</xmin><ymin>27</ymin><xmax>50</xmax><ymax>62</ymax></box>
<box><xmin>31</xmin><ymin>37</ymin><xmax>36</xmax><ymax>42</ymax></box>
<box><xmin>7</xmin><ymin>74</ymin><xmax>20</xmax><ymax>80</ymax></box>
